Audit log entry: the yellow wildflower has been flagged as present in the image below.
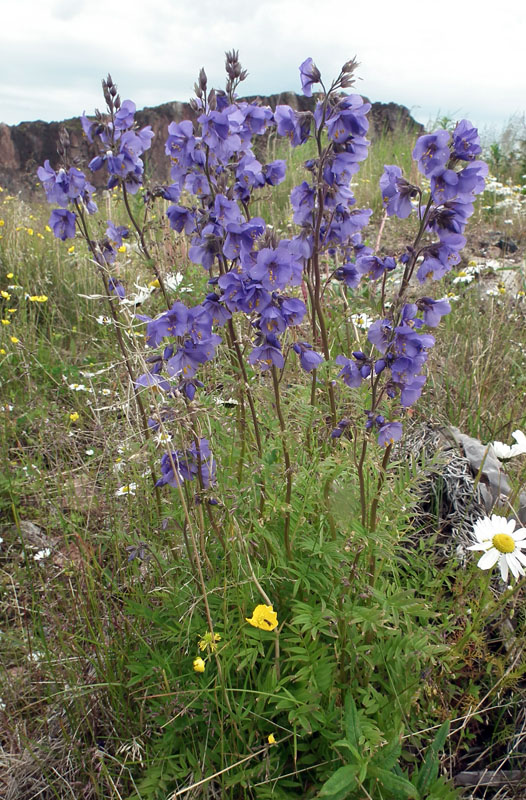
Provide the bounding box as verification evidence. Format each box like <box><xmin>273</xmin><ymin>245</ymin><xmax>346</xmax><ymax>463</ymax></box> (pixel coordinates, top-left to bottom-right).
<box><xmin>1</xmin><ymin>291</ymin><xmax>10</xmax><ymax>299</ymax></box>
<box><xmin>198</xmin><ymin>632</ymin><xmax>221</xmax><ymax>652</ymax></box>
<box><xmin>117</xmin><ymin>245</ymin><xmax>127</xmax><ymax>253</ymax></box>
<box><xmin>148</xmin><ymin>278</ymin><xmax>160</xmax><ymax>288</ymax></box>
<box><xmin>27</xmin><ymin>228</ymin><xmax>33</xmax><ymax>236</ymax></box>
<box><xmin>45</xmin><ymin>225</ymin><xmax>52</xmax><ymax>233</ymax></box>
<box><xmin>0</xmin><ymin>220</ymin><xmax>4</xmax><ymax>226</ymax></box>
<box><xmin>193</xmin><ymin>657</ymin><xmax>206</xmax><ymax>673</ymax></box>
<box><xmin>6</xmin><ymin>273</ymin><xmax>13</xmax><ymax>278</ymax></box>
<box><xmin>28</xmin><ymin>295</ymin><xmax>48</xmax><ymax>303</ymax></box>
<box><xmin>68</xmin><ymin>245</ymin><xmax>75</xmax><ymax>254</ymax></box>
<box><xmin>69</xmin><ymin>412</ymin><xmax>80</xmax><ymax>422</ymax></box>
<box><xmin>10</xmin><ymin>336</ymin><xmax>19</xmax><ymax>343</ymax></box>
<box><xmin>1</xmin><ymin>319</ymin><xmax>10</xmax><ymax>325</ymax></box>
<box><xmin>267</xmin><ymin>733</ymin><xmax>276</xmax><ymax>744</ymax></box>
<box><xmin>0</xmin><ymin>348</ymin><xmax>6</xmax><ymax>354</ymax></box>
<box><xmin>245</xmin><ymin>604</ymin><xmax>279</xmax><ymax>631</ymax></box>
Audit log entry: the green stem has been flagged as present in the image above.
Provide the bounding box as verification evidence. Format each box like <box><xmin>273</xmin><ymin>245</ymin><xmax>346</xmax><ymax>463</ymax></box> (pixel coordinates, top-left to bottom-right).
<box><xmin>121</xmin><ymin>184</ymin><xmax>171</xmax><ymax>308</ymax></box>
<box><xmin>271</xmin><ymin>366</ymin><xmax>292</xmax><ymax>559</ymax></box>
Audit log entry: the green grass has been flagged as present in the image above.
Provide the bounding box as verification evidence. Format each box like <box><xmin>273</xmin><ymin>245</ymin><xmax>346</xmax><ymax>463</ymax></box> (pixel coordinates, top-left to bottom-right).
<box><xmin>1</xmin><ymin>126</ymin><xmax>526</xmax><ymax>800</ymax></box>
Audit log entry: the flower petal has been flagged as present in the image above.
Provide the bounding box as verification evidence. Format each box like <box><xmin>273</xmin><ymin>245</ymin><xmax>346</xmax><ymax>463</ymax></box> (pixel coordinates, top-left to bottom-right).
<box><xmin>477</xmin><ymin>548</ymin><xmax>499</xmax><ymax>570</ymax></box>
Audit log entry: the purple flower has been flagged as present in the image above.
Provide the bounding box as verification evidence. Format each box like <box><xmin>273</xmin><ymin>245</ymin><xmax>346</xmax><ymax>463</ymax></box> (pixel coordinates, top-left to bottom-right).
<box><xmin>416</xmin><ymin>297</ymin><xmax>451</xmax><ymax>327</ymax></box>
<box><xmin>335</xmin><ymin>354</ymin><xmax>364</xmax><ymax>388</ymax></box>
<box><xmin>325</xmin><ymin>95</ymin><xmax>370</xmax><ymax>144</ymax></box>
<box><xmin>274</xmin><ymin>105</ymin><xmax>311</xmax><ymax>147</ymax></box>
<box><xmin>248</xmin><ymin>334</ymin><xmax>284</xmax><ymax>370</ymax></box>
<box><xmin>379</xmin><ymin>166</ymin><xmax>416</xmax><ymax>218</ymax></box>
<box><xmin>417</xmin><ymin>237</ymin><xmax>464</xmax><ymax>282</ymax></box>
<box><xmin>263</xmin><ymin>160</ymin><xmax>286</xmax><ymax>186</ymax></box>
<box><xmin>292</xmin><ymin>341</ymin><xmax>324</xmax><ymax>372</ymax></box>
<box><xmin>377</xmin><ymin>421</ymin><xmax>403</xmax><ymax>447</ymax></box>
<box><xmin>114</xmin><ymin>100</ymin><xmax>136</xmax><ymax>130</ymax></box>
<box><xmin>249</xmin><ymin>244</ymin><xmax>295</xmax><ymax>291</ymax></box>
<box><xmin>106</xmin><ymin>220</ymin><xmax>129</xmax><ymax>247</ymax></box>
<box><xmin>279</xmin><ymin>296</ymin><xmax>306</xmax><ymax>326</ymax></box>
<box><xmin>367</xmin><ymin>319</ymin><xmax>393</xmax><ymax>354</ymax></box>
<box><xmin>452</xmin><ymin>120</ymin><xmax>482</xmax><ymax>161</ymax></box>
<box><xmin>223</xmin><ymin>218</ymin><xmax>266</xmax><ymax>262</ymax></box>
<box><xmin>49</xmin><ymin>208</ymin><xmax>76</xmax><ymax>240</ymax></box>
<box><xmin>356</xmin><ymin>254</ymin><xmax>395</xmax><ymax>281</ymax></box>
<box><xmin>198</xmin><ymin>111</ymin><xmax>230</xmax><ymax>148</ymax></box>
<box><xmin>166</xmin><ymin>335</ymin><xmax>221</xmax><ymax>378</ymax></box>
<box><xmin>400</xmin><ymin>375</ymin><xmax>427</xmax><ymax>407</ymax></box>
<box><xmin>201</xmin><ymin>293</ymin><xmax>231</xmax><ymax>327</ymax></box>
<box><xmin>38</xmin><ymin>161</ymin><xmax>69</xmax><ymax>206</ymax></box>
<box><xmin>291</xmin><ymin>181</ymin><xmax>315</xmax><ymax>226</ymax></box>
<box><xmin>213</xmin><ymin>194</ymin><xmax>242</xmax><ymax>227</ymax></box>
<box><xmin>108</xmin><ymin>277</ymin><xmax>125</xmax><ymax>299</ymax></box>
<box><xmin>299</xmin><ymin>57</ymin><xmax>321</xmax><ymax>97</ymax></box>
<box><xmin>189</xmin><ymin>232</ymin><xmax>221</xmax><ymax>270</ymax></box>
<box><xmin>331</xmin><ymin>418</ymin><xmax>351</xmax><ymax>439</ymax></box>
<box><xmin>156</xmin><ymin>438</ymin><xmax>216</xmax><ymax>489</ymax></box>
<box><xmin>413</xmin><ymin>130</ymin><xmax>451</xmax><ymax>177</ymax></box>
<box><xmin>335</xmin><ymin>261</ymin><xmax>361</xmax><ymax>289</ymax></box>
<box><xmin>258</xmin><ymin>302</ymin><xmax>287</xmax><ymax>335</ymax></box>
<box><xmin>145</xmin><ymin>302</ymin><xmax>190</xmax><ymax>346</ymax></box>
<box><xmin>135</xmin><ymin>372</ymin><xmax>171</xmax><ymax>392</ymax></box>
<box><xmin>167</xmin><ymin>205</ymin><xmax>196</xmax><ymax>234</ymax></box>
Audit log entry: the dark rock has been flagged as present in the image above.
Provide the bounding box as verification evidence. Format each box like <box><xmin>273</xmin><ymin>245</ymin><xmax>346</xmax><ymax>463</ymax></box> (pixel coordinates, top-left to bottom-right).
<box><xmin>480</xmin><ymin>231</ymin><xmax>519</xmax><ymax>255</ymax></box>
<box><xmin>497</xmin><ymin>237</ymin><xmax>518</xmax><ymax>254</ymax></box>
<box><xmin>0</xmin><ymin>93</ymin><xmax>423</xmax><ymax>200</ymax></box>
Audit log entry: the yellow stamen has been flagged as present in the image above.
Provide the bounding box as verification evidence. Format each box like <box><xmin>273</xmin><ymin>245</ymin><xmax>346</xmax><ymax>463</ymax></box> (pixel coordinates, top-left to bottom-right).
<box><xmin>492</xmin><ymin>533</ymin><xmax>515</xmax><ymax>554</ymax></box>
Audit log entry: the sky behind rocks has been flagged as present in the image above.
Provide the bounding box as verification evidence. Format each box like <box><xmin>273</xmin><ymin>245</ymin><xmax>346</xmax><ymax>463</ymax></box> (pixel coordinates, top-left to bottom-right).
<box><xmin>1</xmin><ymin>0</ymin><xmax>524</xmax><ymax>139</ymax></box>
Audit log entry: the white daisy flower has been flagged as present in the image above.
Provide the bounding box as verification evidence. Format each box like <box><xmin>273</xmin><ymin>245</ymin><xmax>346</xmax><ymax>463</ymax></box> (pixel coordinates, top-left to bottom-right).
<box><xmin>510</xmin><ymin>430</ymin><xmax>526</xmax><ymax>457</ymax></box>
<box><xmin>468</xmin><ymin>515</ymin><xmax>526</xmax><ymax>582</ymax></box>
<box><xmin>452</xmin><ymin>271</ymin><xmax>475</xmax><ymax>284</ymax></box>
<box><xmin>491</xmin><ymin>440</ymin><xmax>514</xmax><ymax>459</ymax></box>
<box><xmin>350</xmin><ymin>312</ymin><xmax>373</xmax><ymax>330</ymax></box>
<box><xmin>154</xmin><ymin>431</ymin><xmax>172</xmax><ymax>446</ymax></box>
<box><xmin>490</xmin><ymin>430</ymin><xmax>526</xmax><ymax>460</ymax></box>
<box><xmin>34</xmin><ymin>548</ymin><xmax>51</xmax><ymax>561</ymax></box>
<box><xmin>115</xmin><ymin>483</ymin><xmax>137</xmax><ymax>497</ymax></box>
<box><xmin>165</xmin><ymin>272</ymin><xmax>184</xmax><ymax>292</ymax></box>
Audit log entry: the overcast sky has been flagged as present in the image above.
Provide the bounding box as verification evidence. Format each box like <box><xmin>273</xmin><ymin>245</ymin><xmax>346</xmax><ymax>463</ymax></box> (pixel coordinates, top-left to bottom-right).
<box><xmin>1</xmin><ymin>0</ymin><xmax>524</xmax><ymax>139</ymax></box>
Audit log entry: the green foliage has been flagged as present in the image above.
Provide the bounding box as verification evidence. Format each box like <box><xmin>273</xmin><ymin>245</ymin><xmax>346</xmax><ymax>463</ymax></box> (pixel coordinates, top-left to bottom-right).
<box><xmin>1</xmin><ymin>113</ymin><xmax>526</xmax><ymax>800</ymax></box>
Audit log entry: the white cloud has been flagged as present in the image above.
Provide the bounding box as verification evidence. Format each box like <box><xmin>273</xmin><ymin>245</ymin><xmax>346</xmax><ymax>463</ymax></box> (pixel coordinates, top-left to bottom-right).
<box><xmin>0</xmin><ymin>0</ymin><xmax>524</xmax><ymax>129</ymax></box>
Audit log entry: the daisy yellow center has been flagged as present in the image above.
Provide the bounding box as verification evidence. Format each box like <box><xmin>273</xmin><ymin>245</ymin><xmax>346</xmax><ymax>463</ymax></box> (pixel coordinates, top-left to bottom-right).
<box><xmin>492</xmin><ymin>533</ymin><xmax>515</xmax><ymax>554</ymax></box>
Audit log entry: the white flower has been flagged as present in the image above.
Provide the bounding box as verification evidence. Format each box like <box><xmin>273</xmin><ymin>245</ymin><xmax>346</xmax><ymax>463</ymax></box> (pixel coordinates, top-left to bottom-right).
<box><xmin>154</xmin><ymin>431</ymin><xmax>172</xmax><ymax>446</ymax></box>
<box><xmin>490</xmin><ymin>430</ymin><xmax>526</xmax><ymax>460</ymax></box>
<box><xmin>115</xmin><ymin>483</ymin><xmax>137</xmax><ymax>496</ymax></box>
<box><xmin>95</xmin><ymin>315</ymin><xmax>112</xmax><ymax>325</ymax></box>
<box><xmin>491</xmin><ymin>440</ymin><xmax>514</xmax><ymax>459</ymax></box>
<box><xmin>165</xmin><ymin>272</ymin><xmax>184</xmax><ymax>292</ymax></box>
<box><xmin>34</xmin><ymin>548</ymin><xmax>51</xmax><ymax>561</ymax></box>
<box><xmin>350</xmin><ymin>312</ymin><xmax>373</xmax><ymax>330</ymax></box>
<box><xmin>452</xmin><ymin>271</ymin><xmax>475</xmax><ymax>284</ymax></box>
<box><xmin>468</xmin><ymin>515</ymin><xmax>526</xmax><ymax>582</ymax></box>
<box><xmin>85</xmin><ymin>449</ymin><xmax>94</xmax><ymax>456</ymax></box>
<box><xmin>510</xmin><ymin>430</ymin><xmax>526</xmax><ymax>457</ymax></box>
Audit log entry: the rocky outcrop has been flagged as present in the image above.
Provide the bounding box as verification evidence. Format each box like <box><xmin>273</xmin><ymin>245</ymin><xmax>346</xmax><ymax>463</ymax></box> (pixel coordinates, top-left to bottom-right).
<box><xmin>0</xmin><ymin>93</ymin><xmax>423</xmax><ymax>199</ymax></box>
